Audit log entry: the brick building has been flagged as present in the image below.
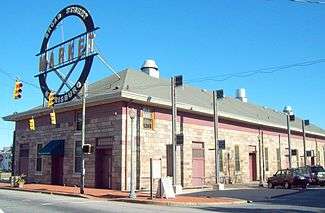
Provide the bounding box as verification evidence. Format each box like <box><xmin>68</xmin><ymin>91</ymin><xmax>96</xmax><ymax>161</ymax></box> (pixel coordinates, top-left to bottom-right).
<box><xmin>3</xmin><ymin>64</ymin><xmax>325</xmax><ymax>190</ymax></box>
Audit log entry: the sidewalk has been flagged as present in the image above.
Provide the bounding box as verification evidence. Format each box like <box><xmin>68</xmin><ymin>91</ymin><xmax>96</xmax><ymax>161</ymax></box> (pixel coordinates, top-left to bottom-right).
<box><xmin>0</xmin><ymin>183</ymin><xmax>246</xmax><ymax>206</ymax></box>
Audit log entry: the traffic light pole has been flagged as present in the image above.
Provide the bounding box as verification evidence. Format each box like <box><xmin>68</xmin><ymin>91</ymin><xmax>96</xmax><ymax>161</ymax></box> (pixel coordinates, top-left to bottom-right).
<box><xmin>171</xmin><ymin>77</ymin><xmax>177</xmax><ymax>186</ymax></box>
<box><xmin>213</xmin><ymin>91</ymin><xmax>219</xmax><ymax>184</ymax></box>
<box><xmin>80</xmin><ymin>83</ymin><xmax>87</xmax><ymax>194</ymax></box>
<box><xmin>286</xmin><ymin>114</ymin><xmax>292</xmax><ymax>169</ymax></box>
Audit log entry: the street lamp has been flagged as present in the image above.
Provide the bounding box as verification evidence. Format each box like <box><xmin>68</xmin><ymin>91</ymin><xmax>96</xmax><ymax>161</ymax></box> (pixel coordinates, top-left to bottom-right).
<box><xmin>129</xmin><ymin>108</ymin><xmax>136</xmax><ymax>199</ymax></box>
<box><xmin>302</xmin><ymin>119</ymin><xmax>310</xmax><ymax>166</ymax></box>
<box><xmin>283</xmin><ymin>106</ymin><xmax>295</xmax><ymax>169</ymax></box>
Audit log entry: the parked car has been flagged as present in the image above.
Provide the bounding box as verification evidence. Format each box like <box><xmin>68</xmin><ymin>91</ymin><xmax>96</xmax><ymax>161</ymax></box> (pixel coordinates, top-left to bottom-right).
<box><xmin>299</xmin><ymin>165</ymin><xmax>325</xmax><ymax>186</ymax></box>
<box><xmin>267</xmin><ymin>168</ymin><xmax>309</xmax><ymax>189</ymax></box>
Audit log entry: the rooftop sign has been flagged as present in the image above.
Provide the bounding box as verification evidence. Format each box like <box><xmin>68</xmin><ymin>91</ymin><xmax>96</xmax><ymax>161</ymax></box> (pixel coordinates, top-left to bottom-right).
<box><xmin>36</xmin><ymin>5</ymin><xmax>99</xmax><ymax>104</ymax></box>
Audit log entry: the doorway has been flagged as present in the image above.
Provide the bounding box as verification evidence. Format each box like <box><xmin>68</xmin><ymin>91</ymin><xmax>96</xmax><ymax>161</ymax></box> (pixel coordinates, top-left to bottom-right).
<box><xmin>249</xmin><ymin>152</ymin><xmax>257</xmax><ymax>181</ymax></box>
<box><xmin>95</xmin><ymin>148</ymin><xmax>112</xmax><ymax>189</ymax></box>
<box><xmin>51</xmin><ymin>156</ymin><xmax>63</xmax><ymax>185</ymax></box>
<box><xmin>192</xmin><ymin>142</ymin><xmax>205</xmax><ymax>187</ymax></box>
<box><xmin>18</xmin><ymin>144</ymin><xmax>29</xmax><ymax>176</ymax></box>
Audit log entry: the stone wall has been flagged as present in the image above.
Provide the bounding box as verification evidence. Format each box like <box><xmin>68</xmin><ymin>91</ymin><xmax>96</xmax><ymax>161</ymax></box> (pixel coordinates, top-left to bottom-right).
<box><xmin>14</xmin><ymin>102</ymin><xmax>123</xmax><ymax>189</ymax></box>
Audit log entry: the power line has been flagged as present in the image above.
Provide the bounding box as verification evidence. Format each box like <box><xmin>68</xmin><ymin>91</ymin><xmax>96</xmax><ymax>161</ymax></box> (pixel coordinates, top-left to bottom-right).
<box><xmin>185</xmin><ymin>58</ymin><xmax>325</xmax><ymax>83</ymax></box>
<box><xmin>289</xmin><ymin>0</ymin><xmax>325</xmax><ymax>4</ymax></box>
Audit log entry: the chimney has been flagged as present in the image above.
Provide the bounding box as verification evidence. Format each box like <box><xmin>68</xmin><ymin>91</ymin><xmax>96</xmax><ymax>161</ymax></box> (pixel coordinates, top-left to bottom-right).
<box><xmin>236</xmin><ymin>88</ymin><xmax>247</xmax><ymax>102</ymax></box>
<box><xmin>141</xmin><ymin>59</ymin><xmax>159</xmax><ymax>78</ymax></box>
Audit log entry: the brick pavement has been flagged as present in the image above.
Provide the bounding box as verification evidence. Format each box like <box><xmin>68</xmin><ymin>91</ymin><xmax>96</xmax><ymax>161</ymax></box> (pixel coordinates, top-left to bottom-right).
<box><xmin>0</xmin><ymin>183</ymin><xmax>246</xmax><ymax>206</ymax></box>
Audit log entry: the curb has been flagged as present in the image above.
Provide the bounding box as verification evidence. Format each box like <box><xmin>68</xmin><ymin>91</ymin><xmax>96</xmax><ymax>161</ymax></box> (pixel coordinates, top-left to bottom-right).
<box><xmin>0</xmin><ymin>187</ymin><xmax>86</xmax><ymax>199</ymax></box>
<box><xmin>0</xmin><ymin>187</ymin><xmax>247</xmax><ymax>207</ymax></box>
<box><xmin>113</xmin><ymin>198</ymin><xmax>247</xmax><ymax>207</ymax></box>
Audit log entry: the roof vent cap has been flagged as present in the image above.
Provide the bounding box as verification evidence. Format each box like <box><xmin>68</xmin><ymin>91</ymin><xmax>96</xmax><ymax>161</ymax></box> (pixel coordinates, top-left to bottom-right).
<box><xmin>236</xmin><ymin>88</ymin><xmax>247</xmax><ymax>102</ymax></box>
<box><xmin>141</xmin><ymin>59</ymin><xmax>159</xmax><ymax>78</ymax></box>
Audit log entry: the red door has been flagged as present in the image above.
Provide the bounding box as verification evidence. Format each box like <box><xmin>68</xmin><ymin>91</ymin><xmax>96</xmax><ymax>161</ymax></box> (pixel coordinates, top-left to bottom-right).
<box><xmin>249</xmin><ymin>153</ymin><xmax>257</xmax><ymax>181</ymax></box>
<box><xmin>51</xmin><ymin>156</ymin><xmax>63</xmax><ymax>185</ymax></box>
<box><xmin>192</xmin><ymin>142</ymin><xmax>204</xmax><ymax>187</ymax></box>
<box><xmin>95</xmin><ymin>148</ymin><xmax>112</xmax><ymax>189</ymax></box>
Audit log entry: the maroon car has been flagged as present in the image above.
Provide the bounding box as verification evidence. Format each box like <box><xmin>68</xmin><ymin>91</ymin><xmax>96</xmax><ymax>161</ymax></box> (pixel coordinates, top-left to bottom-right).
<box><xmin>267</xmin><ymin>168</ymin><xmax>309</xmax><ymax>189</ymax></box>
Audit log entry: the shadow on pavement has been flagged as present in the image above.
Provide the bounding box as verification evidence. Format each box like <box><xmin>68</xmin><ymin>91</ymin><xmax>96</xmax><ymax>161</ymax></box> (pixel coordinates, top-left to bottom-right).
<box><xmin>196</xmin><ymin>206</ymin><xmax>314</xmax><ymax>213</ymax></box>
<box><xmin>186</xmin><ymin>188</ymin><xmax>299</xmax><ymax>202</ymax></box>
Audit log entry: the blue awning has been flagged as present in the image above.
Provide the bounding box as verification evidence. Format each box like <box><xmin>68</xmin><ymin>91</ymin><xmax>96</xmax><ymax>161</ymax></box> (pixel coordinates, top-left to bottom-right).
<box><xmin>39</xmin><ymin>140</ymin><xmax>64</xmax><ymax>156</ymax></box>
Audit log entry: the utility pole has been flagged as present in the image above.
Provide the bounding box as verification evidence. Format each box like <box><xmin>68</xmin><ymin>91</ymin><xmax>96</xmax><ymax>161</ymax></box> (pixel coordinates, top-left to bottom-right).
<box><xmin>286</xmin><ymin>114</ymin><xmax>292</xmax><ymax>169</ymax></box>
<box><xmin>171</xmin><ymin>77</ymin><xmax>177</xmax><ymax>186</ymax></box>
<box><xmin>213</xmin><ymin>91</ymin><xmax>219</xmax><ymax>184</ymax></box>
<box><xmin>302</xmin><ymin>120</ymin><xmax>307</xmax><ymax>166</ymax></box>
<box><xmin>302</xmin><ymin>120</ymin><xmax>309</xmax><ymax>166</ymax></box>
<box><xmin>258</xmin><ymin>129</ymin><xmax>262</xmax><ymax>186</ymax></box>
<box><xmin>129</xmin><ymin>108</ymin><xmax>136</xmax><ymax>199</ymax></box>
<box><xmin>80</xmin><ymin>82</ymin><xmax>87</xmax><ymax>194</ymax></box>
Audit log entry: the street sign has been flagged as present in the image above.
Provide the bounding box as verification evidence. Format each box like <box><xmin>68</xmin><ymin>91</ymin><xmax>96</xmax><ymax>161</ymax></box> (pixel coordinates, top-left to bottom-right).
<box><xmin>218</xmin><ymin>140</ymin><xmax>225</xmax><ymax>150</ymax></box>
<box><xmin>176</xmin><ymin>133</ymin><xmax>184</xmax><ymax>145</ymax></box>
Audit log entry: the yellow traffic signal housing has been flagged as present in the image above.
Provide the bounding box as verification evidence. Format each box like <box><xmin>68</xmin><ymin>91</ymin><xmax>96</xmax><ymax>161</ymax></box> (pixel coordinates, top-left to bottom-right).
<box><xmin>29</xmin><ymin>118</ymin><xmax>35</xmax><ymax>130</ymax></box>
<box><xmin>50</xmin><ymin>112</ymin><xmax>56</xmax><ymax>125</ymax></box>
<box><xmin>47</xmin><ymin>92</ymin><xmax>55</xmax><ymax>108</ymax></box>
<box><xmin>13</xmin><ymin>80</ymin><xmax>23</xmax><ymax>99</ymax></box>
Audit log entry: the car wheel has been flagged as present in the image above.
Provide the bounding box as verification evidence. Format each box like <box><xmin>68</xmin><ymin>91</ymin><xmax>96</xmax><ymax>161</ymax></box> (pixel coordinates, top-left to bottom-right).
<box><xmin>268</xmin><ymin>182</ymin><xmax>274</xmax><ymax>189</ymax></box>
<box><xmin>284</xmin><ymin>182</ymin><xmax>291</xmax><ymax>189</ymax></box>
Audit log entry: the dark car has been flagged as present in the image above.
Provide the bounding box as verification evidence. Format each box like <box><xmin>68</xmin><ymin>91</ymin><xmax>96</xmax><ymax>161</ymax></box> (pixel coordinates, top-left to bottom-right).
<box><xmin>267</xmin><ymin>168</ymin><xmax>309</xmax><ymax>189</ymax></box>
<box><xmin>300</xmin><ymin>165</ymin><xmax>325</xmax><ymax>186</ymax></box>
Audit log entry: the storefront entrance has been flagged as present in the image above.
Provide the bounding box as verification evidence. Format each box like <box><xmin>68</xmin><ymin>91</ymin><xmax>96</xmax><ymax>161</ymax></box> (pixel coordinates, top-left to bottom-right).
<box><xmin>95</xmin><ymin>148</ymin><xmax>112</xmax><ymax>189</ymax></box>
<box><xmin>51</xmin><ymin>156</ymin><xmax>63</xmax><ymax>185</ymax></box>
<box><xmin>192</xmin><ymin>142</ymin><xmax>205</xmax><ymax>187</ymax></box>
<box><xmin>249</xmin><ymin>152</ymin><xmax>257</xmax><ymax>181</ymax></box>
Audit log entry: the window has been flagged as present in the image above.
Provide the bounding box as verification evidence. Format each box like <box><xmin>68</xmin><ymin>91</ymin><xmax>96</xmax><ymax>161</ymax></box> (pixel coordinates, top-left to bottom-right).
<box><xmin>74</xmin><ymin>141</ymin><xmax>82</xmax><ymax>173</ymax></box>
<box><xmin>143</xmin><ymin>108</ymin><xmax>155</xmax><ymax>129</ymax></box>
<box><xmin>276</xmin><ymin>148</ymin><xmax>281</xmax><ymax>170</ymax></box>
<box><xmin>235</xmin><ymin>145</ymin><xmax>240</xmax><ymax>171</ymax></box>
<box><xmin>219</xmin><ymin>150</ymin><xmax>223</xmax><ymax>173</ymax></box>
<box><xmin>36</xmin><ymin>144</ymin><xmax>42</xmax><ymax>172</ymax></box>
<box><xmin>265</xmin><ymin>147</ymin><xmax>269</xmax><ymax>171</ymax></box>
<box><xmin>76</xmin><ymin>112</ymin><xmax>82</xmax><ymax>131</ymax></box>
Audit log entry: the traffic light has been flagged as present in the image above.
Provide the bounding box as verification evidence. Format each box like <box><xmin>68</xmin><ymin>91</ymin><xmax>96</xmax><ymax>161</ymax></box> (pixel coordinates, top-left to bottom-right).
<box><xmin>47</xmin><ymin>92</ymin><xmax>55</xmax><ymax>108</ymax></box>
<box><xmin>13</xmin><ymin>80</ymin><xmax>23</xmax><ymax>99</ymax></box>
<box><xmin>28</xmin><ymin>117</ymin><xmax>35</xmax><ymax>130</ymax></box>
<box><xmin>82</xmin><ymin>144</ymin><xmax>94</xmax><ymax>154</ymax></box>
<box><xmin>50</xmin><ymin>111</ymin><xmax>56</xmax><ymax>125</ymax></box>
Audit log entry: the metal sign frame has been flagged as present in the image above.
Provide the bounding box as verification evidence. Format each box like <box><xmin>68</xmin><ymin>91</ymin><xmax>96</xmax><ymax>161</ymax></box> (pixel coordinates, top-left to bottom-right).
<box><xmin>36</xmin><ymin>5</ymin><xmax>99</xmax><ymax>104</ymax></box>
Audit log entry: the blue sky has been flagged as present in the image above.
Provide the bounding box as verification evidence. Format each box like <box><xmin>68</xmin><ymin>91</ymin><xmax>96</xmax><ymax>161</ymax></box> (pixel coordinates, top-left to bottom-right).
<box><xmin>1</xmin><ymin>0</ymin><xmax>325</xmax><ymax>147</ymax></box>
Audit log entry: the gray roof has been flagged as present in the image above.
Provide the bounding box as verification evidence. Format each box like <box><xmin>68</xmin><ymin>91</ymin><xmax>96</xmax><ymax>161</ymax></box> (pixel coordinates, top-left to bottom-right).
<box><xmin>4</xmin><ymin>68</ymin><xmax>325</xmax><ymax>136</ymax></box>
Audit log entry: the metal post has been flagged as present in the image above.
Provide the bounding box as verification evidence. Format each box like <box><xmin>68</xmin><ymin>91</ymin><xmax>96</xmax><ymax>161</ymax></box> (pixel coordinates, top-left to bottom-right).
<box><xmin>213</xmin><ymin>91</ymin><xmax>219</xmax><ymax>184</ymax></box>
<box><xmin>258</xmin><ymin>130</ymin><xmax>262</xmax><ymax>186</ymax></box>
<box><xmin>171</xmin><ymin>77</ymin><xmax>177</xmax><ymax>186</ymax></box>
<box><xmin>302</xmin><ymin>120</ymin><xmax>307</xmax><ymax>166</ymax></box>
<box><xmin>129</xmin><ymin>109</ymin><xmax>136</xmax><ymax>199</ymax></box>
<box><xmin>80</xmin><ymin>83</ymin><xmax>87</xmax><ymax>194</ymax></box>
<box><xmin>286</xmin><ymin>114</ymin><xmax>292</xmax><ymax>169</ymax></box>
<box><xmin>261</xmin><ymin>131</ymin><xmax>265</xmax><ymax>182</ymax></box>
<box><xmin>150</xmin><ymin>158</ymin><xmax>153</xmax><ymax>200</ymax></box>
<box><xmin>278</xmin><ymin>134</ymin><xmax>282</xmax><ymax>170</ymax></box>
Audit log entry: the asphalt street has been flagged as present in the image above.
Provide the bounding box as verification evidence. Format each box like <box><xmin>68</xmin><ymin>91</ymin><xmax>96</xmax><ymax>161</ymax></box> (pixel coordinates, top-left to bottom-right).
<box><xmin>0</xmin><ymin>188</ymin><xmax>324</xmax><ymax>213</ymax></box>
